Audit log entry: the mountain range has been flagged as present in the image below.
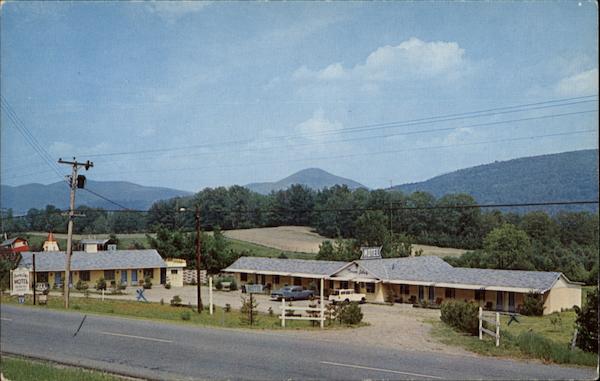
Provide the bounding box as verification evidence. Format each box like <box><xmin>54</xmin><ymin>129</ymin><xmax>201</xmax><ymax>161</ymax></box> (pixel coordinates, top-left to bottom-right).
<box><xmin>393</xmin><ymin>149</ymin><xmax>598</xmax><ymax>213</ymax></box>
<box><xmin>1</xmin><ymin>180</ymin><xmax>191</xmax><ymax>215</ymax></box>
<box><xmin>2</xmin><ymin>150</ymin><xmax>597</xmax><ymax>214</ymax></box>
<box><xmin>244</xmin><ymin>168</ymin><xmax>366</xmax><ymax>195</ymax></box>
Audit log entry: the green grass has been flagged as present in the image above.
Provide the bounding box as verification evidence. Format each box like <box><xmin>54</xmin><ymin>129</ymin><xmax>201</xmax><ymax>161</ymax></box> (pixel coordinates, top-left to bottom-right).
<box><xmin>0</xmin><ymin>356</ymin><xmax>125</xmax><ymax>381</ymax></box>
<box><xmin>0</xmin><ymin>293</ymin><xmax>362</xmax><ymax>331</ymax></box>
<box><xmin>225</xmin><ymin>237</ymin><xmax>317</xmax><ymax>260</ymax></box>
<box><xmin>429</xmin><ymin>310</ymin><xmax>597</xmax><ymax>367</ymax></box>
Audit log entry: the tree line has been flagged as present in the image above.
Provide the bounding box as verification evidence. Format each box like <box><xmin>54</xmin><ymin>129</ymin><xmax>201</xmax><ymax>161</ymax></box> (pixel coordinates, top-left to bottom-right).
<box><xmin>2</xmin><ymin>184</ymin><xmax>597</xmax><ymax>284</ymax></box>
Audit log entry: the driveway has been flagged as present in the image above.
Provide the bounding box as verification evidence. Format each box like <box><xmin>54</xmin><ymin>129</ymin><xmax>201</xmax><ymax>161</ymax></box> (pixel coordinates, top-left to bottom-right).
<box><xmin>63</xmin><ymin>285</ymin><xmax>468</xmax><ymax>355</ymax></box>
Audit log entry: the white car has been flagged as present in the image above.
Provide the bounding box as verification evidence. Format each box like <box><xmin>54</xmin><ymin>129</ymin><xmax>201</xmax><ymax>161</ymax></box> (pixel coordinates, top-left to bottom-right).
<box><xmin>328</xmin><ymin>289</ymin><xmax>366</xmax><ymax>304</ymax></box>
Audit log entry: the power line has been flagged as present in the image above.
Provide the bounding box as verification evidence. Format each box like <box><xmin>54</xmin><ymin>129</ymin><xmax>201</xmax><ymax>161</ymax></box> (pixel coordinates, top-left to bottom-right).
<box><xmin>79</xmin><ymin>95</ymin><xmax>598</xmax><ymax>159</ymax></box>
<box><xmin>85</xmin><ymin>108</ymin><xmax>597</xmax><ymax>167</ymax></box>
<box><xmin>5</xmin><ymin>199</ymin><xmax>598</xmax><ymax>219</ymax></box>
<box><xmin>88</xmin><ymin>128</ymin><xmax>597</xmax><ymax>178</ymax></box>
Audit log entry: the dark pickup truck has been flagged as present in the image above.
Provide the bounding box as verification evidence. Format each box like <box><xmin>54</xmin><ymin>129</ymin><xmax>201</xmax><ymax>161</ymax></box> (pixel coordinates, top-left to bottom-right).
<box><xmin>270</xmin><ymin>286</ymin><xmax>314</xmax><ymax>301</ymax></box>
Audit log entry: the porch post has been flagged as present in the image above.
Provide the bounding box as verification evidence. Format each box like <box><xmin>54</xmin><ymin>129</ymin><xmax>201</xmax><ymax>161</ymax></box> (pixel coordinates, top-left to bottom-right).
<box><xmin>320</xmin><ymin>277</ymin><xmax>324</xmax><ymax>329</ymax></box>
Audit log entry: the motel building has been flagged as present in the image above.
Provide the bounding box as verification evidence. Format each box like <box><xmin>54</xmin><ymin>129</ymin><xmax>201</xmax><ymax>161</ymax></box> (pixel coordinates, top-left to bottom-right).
<box><xmin>17</xmin><ymin>249</ymin><xmax>170</xmax><ymax>288</ymax></box>
<box><xmin>223</xmin><ymin>255</ymin><xmax>582</xmax><ymax>315</ymax></box>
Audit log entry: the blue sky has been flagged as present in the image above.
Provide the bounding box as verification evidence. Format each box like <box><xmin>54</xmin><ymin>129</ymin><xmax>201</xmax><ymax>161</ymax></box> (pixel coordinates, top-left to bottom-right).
<box><xmin>1</xmin><ymin>1</ymin><xmax>598</xmax><ymax>192</ymax></box>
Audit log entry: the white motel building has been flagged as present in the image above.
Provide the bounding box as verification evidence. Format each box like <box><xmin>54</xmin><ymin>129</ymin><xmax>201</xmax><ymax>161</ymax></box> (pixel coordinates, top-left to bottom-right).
<box><xmin>224</xmin><ymin>255</ymin><xmax>582</xmax><ymax>314</ymax></box>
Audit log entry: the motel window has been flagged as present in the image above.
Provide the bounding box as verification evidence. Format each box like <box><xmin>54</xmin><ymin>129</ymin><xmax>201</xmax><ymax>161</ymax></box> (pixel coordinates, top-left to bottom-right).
<box><xmin>36</xmin><ymin>272</ymin><xmax>49</xmax><ymax>283</ymax></box>
<box><xmin>104</xmin><ymin>270</ymin><xmax>115</xmax><ymax>281</ymax></box>
<box><xmin>293</xmin><ymin>277</ymin><xmax>302</xmax><ymax>286</ymax></box>
<box><xmin>340</xmin><ymin>281</ymin><xmax>348</xmax><ymax>289</ymax></box>
<box><xmin>241</xmin><ymin>273</ymin><xmax>247</xmax><ymax>282</ymax></box>
<box><xmin>143</xmin><ymin>269</ymin><xmax>153</xmax><ymax>279</ymax></box>
<box><xmin>329</xmin><ymin>280</ymin><xmax>334</xmax><ymax>289</ymax></box>
<box><xmin>475</xmin><ymin>290</ymin><xmax>486</xmax><ymax>301</ymax></box>
<box><xmin>445</xmin><ymin>288</ymin><xmax>455</xmax><ymax>299</ymax></box>
<box><xmin>366</xmin><ymin>283</ymin><xmax>375</xmax><ymax>294</ymax></box>
<box><xmin>428</xmin><ymin>286</ymin><xmax>435</xmax><ymax>301</ymax></box>
<box><xmin>399</xmin><ymin>284</ymin><xmax>410</xmax><ymax>295</ymax></box>
<box><xmin>79</xmin><ymin>271</ymin><xmax>90</xmax><ymax>281</ymax></box>
<box><xmin>171</xmin><ymin>269</ymin><xmax>178</xmax><ymax>274</ymax></box>
<box><xmin>273</xmin><ymin>275</ymin><xmax>280</xmax><ymax>284</ymax></box>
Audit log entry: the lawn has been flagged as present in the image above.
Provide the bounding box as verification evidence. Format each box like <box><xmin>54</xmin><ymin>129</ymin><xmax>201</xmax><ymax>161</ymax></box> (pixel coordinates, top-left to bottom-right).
<box><xmin>429</xmin><ymin>309</ymin><xmax>597</xmax><ymax>367</ymax></box>
<box><xmin>0</xmin><ymin>356</ymin><xmax>125</xmax><ymax>381</ymax></box>
<box><xmin>0</xmin><ymin>293</ymin><xmax>359</xmax><ymax>331</ymax></box>
<box><xmin>225</xmin><ymin>237</ymin><xmax>317</xmax><ymax>260</ymax></box>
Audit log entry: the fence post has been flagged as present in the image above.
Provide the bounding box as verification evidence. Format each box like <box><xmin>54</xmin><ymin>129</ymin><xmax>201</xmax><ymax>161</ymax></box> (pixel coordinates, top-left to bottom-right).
<box><xmin>495</xmin><ymin>312</ymin><xmax>500</xmax><ymax>347</ymax></box>
<box><xmin>281</xmin><ymin>298</ymin><xmax>286</xmax><ymax>328</ymax></box>
<box><xmin>209</xmin><ymin>276</ymin><xmax>213</xmax><ymax>315</ymax></box>
<box><xmin>478</xmin><ymin>307</ymin><xmax>483</xmax><ymax>340</ymax></box>
<box><xmin>320</xmin><ymin>278</ymin><xmax>324</xmax><ymax>329</ymax></box>
<box><xmin>102</xmin><ymin>289</ymin><xmax>105</xmax><ymax>302</ymax></box>
<box><xmin>571</xmin><ymin>329</ymin><xmax>578</xmax><ymax>351</ymax></box>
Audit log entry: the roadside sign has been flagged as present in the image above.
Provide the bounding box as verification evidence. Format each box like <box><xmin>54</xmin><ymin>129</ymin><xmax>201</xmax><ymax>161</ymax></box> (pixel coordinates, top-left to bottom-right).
<box><xmin>11</xmin><ymin>267</ymin><xmax>31</xmax><ymax>295</ymax></box>
<box><xmin>245</xmin><ymin>284</ymin><xmax>263</xmax><ymax>294</ymax></box>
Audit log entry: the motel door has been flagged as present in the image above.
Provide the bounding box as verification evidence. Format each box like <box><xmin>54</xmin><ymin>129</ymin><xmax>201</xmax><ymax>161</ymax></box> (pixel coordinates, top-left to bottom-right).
<box><xmin>160</xmin><ymin>268</ymin><xmax>166</xmax><ymax>285</ymax></box>
<box><xmin>121</xmin><ymin>271</ymin><xmax>128</xmax><ymax>286</ymax></box>
<box><xmin>55</xmin><ymin>272</ymin><xmax>62</xmax><ymax>286</ymax></box>
<box><xmin>418</xmin><ymin>286</ymin><xmax>424</xmax><ymax>302</ymax></box>
<box><xmin>131</xmin><ymin>270</ymin><xmax>138</xmax><ymax>284</ymax></box>
<box><xmin>508</xmin><ymin>292</ymin><xmax>515</xmax><ymax>312</ymax></box>
<box><xmin>496</xmin><ymin>291</ymin><xmax>504</xmax><ymax>311</ymax></box>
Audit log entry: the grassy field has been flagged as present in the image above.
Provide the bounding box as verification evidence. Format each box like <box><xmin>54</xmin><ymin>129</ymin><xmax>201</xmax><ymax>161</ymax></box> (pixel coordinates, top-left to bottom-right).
<box><xmin>429</xmin><ymin>309</ymin><xmax>597</xmax><ymax>367</ymax></box>
<box><xmin>0</xmin><ymin>293</ymin><xmax>361</xmax><ymax>331</ymax></box>
<box><xmin>0</xmin><ymin>356</ymin><xmax>125</xmax><ymax>381</ymax></box>
<box><xmin>225</xmin><ymin>237</ymin><xmax>317</xmax><ymax>260</ymax></box>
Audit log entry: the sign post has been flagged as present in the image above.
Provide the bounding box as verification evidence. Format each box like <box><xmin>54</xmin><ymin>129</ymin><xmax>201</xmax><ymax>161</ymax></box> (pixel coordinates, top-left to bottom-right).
<box><xmin>244</xmin><ymin>284</ymin><xmax>263</xmax><ymax>326</ymax></box>
<box><xmin>209</xmin><ymin>276</ymin><xmax>214</xmax><ymax>315</ymax></box>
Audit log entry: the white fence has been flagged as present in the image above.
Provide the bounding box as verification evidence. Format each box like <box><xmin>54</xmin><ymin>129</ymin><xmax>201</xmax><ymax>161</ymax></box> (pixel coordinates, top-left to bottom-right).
<box><xmin>279</xmin><ymin>299</ymin><xmax>325</xmax><ymax>328</ymax></box>
<box><xmin>479</xmin><ymin>307</ymin><xmax>500</xmax><ymax>347</ymax></box>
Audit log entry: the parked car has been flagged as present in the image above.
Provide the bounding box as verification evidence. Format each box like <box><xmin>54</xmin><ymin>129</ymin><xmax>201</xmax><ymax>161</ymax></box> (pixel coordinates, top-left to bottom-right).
<box><xmin>328</xmin><ymin>289</ymin><xmax>366</xmax><ymax>304</ymax></box>
<box><xmin>270</xmin><ymin>286</ymin><xmax>314</xmax><ymax>301</ymax></box>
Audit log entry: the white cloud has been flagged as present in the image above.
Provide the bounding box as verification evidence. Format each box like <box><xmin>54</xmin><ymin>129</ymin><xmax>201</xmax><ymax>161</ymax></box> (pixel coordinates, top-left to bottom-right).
<box><xmin>295</xmin><ymin>109</ymin><xmax>342</xmax><ymax>141</ymax></box>
<box><xmin>554</xmin><ymin>68</ymin><xmax>598</xmax><ymax>96</ymax></box>
<box><xmin>146</xmin><ymin>1</ymin><xmax>210</xmax><ymax>22</ymax></box>
<box><xmin>293</xmin><ymin>37</ymin><xmax>467</xmax><ymax>83</ymax></box>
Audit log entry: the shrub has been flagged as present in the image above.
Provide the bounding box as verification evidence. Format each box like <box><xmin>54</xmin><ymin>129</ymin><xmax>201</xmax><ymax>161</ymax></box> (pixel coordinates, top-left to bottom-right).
<box><xmin>574</xmin><ymin>287</ymin><xmax>598</xmax><ymax>353</ymax></box>
<box><xmin>520</xmin><ymin>292</ymin><xmax>544</xmax><ymax>316</ymax></box>
<box><xmin>215</xmin><ymin>276</ymin><xmax>238</xmax><ymax>291</ymax></box>
<box><xmin>239</xmin><ymin>296</ymin><xmax>258</xmax><ymax>325</ymax></box>
<box><xmin>118</xmin><ymin>283</ymin><xmax>126</xmax><ymax>290</ymax></box>
<box><xmin>143</xmin><ymin>276</ymin><xmax>152</xmax><ymax>289</ymax></box>
<box><xmin>268</xmin><ymin>307</ymin><xmax>274</xmax><ymax>316</ymax></box>
<box><xmin>224</xmin><ymin>303</ymin><xmax>231</xmax><ymax>312</ymax></box>
<box><xmin>75</xmin><ymin>280</ymin><xmax>88</xmax><ymax>291</ymax></box>
<box><xmin>73</xmin><ymin>305</ymin><xmax>80</xmax><ymax>310</ymax></box>
<box><xmin>440</xmin><ymin>300</ymin><xmax>479</xmax><ymax>335</ymax></box>
<box><xmin>95</xmin><ymin>278</ymin><xmax>107</xmax><ymax>291</ymax></box>
<box><xmin>338</xmin><ymin>302</ymin><xmax>363</xmax><ymax>325</ymax></box>
<box><xmin>165</xmin><ymin>283</ymin><xmax>171</xmax><ymax>290</ymax></box>
<box><xmin>170</xmin><ymin>295</ymin><xmax>182</xmax><ymax>306</ymax></box>
<box><xmin>549</xmin><ymin>312</ymin><xmax>562</xmax><ymax>330</ymax></box>
<box><xmin>180</xmin><ymin>311</ymin><xmax>191</xmax><ymax>321</ymax></box>
<box><xmin>160</xmin><ymin>298</ymin><xmax>164</xmax><ymax>305</ymax></box>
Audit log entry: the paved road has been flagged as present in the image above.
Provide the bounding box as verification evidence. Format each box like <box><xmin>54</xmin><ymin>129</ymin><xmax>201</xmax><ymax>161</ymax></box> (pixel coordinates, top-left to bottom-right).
<box><xmin>1</xmin><ymin>305</ymin><xmax>596</xmax><ymax>380</ymax></box>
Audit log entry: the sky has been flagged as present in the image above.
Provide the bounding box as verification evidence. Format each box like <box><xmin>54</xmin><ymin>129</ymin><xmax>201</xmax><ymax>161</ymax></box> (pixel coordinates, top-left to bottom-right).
<box><xmin>1</xmin><ymin>1</ymin><xmax>598</xmax><ymax>192</ymax></box>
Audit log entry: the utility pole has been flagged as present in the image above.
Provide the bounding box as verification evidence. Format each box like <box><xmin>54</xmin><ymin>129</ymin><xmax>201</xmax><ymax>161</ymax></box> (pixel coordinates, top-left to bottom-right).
<box><xmin>58</xmin><ymin>158</ymin><xmax>93</xmax><ymax>309</ymax></box>
<box><xmin>195</xmin><ymin>206</ymin><xmax>202</xmax><ymax>313</ymax></box>
<box><xmin>389</xmin><ymin>179</ymin><xmax>393</xmax><ymax>236</ymax></box>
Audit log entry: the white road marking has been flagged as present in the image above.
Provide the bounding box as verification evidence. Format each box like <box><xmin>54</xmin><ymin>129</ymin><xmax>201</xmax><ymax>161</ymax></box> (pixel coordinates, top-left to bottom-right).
<box><xmin>320</xmin><ymin>361</ymin><xmax>443</xmax><ymax>379</ymax></box>
<box><xmin>100</xmin><ymin>331</ymin><xmax>172</xmax><ymax>343</ymax></box>
<box><xmin>0</xmin><ymin>317</ymin><xmax>12</xmax><ymax>321</ymax></box>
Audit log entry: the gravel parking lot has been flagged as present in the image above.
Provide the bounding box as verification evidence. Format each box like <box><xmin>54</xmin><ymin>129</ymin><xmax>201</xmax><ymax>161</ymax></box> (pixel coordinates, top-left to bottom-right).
<box><xmin>67</xmin><ymin>285</ymin><xmax>469</xmax><ymax>356</ymax></box>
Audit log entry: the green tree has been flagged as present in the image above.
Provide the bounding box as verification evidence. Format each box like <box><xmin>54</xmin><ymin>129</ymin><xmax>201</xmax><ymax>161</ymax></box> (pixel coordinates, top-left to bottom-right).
<box><xmin>355</xmin><ymin>210</ymin><xmax>388</xmax><ymax>246</ymax></box>
<box><xmin>574</xmin><ymin>288</ymin><xmax>598</xmax><ymax>353</ymax></box>
<box><xmin>483</xmin><ymin>224</ymin><xmax>533</xmax><ymax>269</ymax></box>
<box><xmin>520</xmin><ymin>211</ymin><xmax>559</xmax><ymax>244</ymax></box>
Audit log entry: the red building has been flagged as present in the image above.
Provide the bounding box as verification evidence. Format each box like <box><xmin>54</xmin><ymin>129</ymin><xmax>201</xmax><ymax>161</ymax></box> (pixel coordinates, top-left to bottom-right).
<box><xmin>0</xmin><ymin>237</ymin><xmax>31</xmax><ymax>253</ymax></box>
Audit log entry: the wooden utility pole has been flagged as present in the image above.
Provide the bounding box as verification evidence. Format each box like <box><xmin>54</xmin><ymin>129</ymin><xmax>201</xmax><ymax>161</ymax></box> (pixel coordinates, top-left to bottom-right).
<box><xmin>32</xmin><ymin>253</ymin><xmax>36</xmax><ymax>305</ymax></box>
<box><xmin>195</xmin><ymin>206</ymin><xmax>202</xmax><ymax>313</ymax></box>
<box><xmin>58</xmin><ymin>158</ymin><xmax>93</xmax><ymax>309</ymax></box>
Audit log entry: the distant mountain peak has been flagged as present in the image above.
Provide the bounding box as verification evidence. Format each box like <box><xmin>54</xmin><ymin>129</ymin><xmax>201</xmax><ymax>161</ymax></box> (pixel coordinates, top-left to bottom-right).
<box><xmin>245</xmin><ymin>168</ymin><xmax>366</xmax><ymax>194</ymax></box>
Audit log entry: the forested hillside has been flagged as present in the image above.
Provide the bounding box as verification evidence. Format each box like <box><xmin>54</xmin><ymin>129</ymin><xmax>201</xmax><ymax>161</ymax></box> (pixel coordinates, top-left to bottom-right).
<box><xmin>394</xmin><ymin>149</ymin><xmax>598</xmax><ymax>213</ymax></box>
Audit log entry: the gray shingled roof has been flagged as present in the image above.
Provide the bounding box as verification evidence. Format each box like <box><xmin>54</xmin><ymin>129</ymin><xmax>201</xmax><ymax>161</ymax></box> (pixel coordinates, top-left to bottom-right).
<box><xmin>80</xmin><ymin>239</ymin><xmax>111</xmax><ymax>245</ymax></box>
<box><xmin>225</xmin><ymin>256</ymin><xmax>564</xmax><ymax>292</ymax></box>
<box><xmin>357</xmin><ymin>256</ymin><xmax>560</xmax><ymax>291</ymax></box>
<box><xmin>1</xmin><ymin>237</ymin><xmax>21</xmax><ymax>247</ymax></box>
<box><xmin>19</xmin><ymin>250</ymin><xmax>166</xmax><ymax>272</ymax></box>
<box><xmin>224</xmin><ymin>256</ymin><xmax>347</xmax><ymax>276</ymax></box>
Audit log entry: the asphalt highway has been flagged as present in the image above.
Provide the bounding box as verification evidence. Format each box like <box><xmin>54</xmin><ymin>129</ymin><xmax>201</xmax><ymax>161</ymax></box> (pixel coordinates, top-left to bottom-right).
<box><xmin>1</xmin><ymin>305</ymin><xmax>597</xmax><ymax>380</ymax></box>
